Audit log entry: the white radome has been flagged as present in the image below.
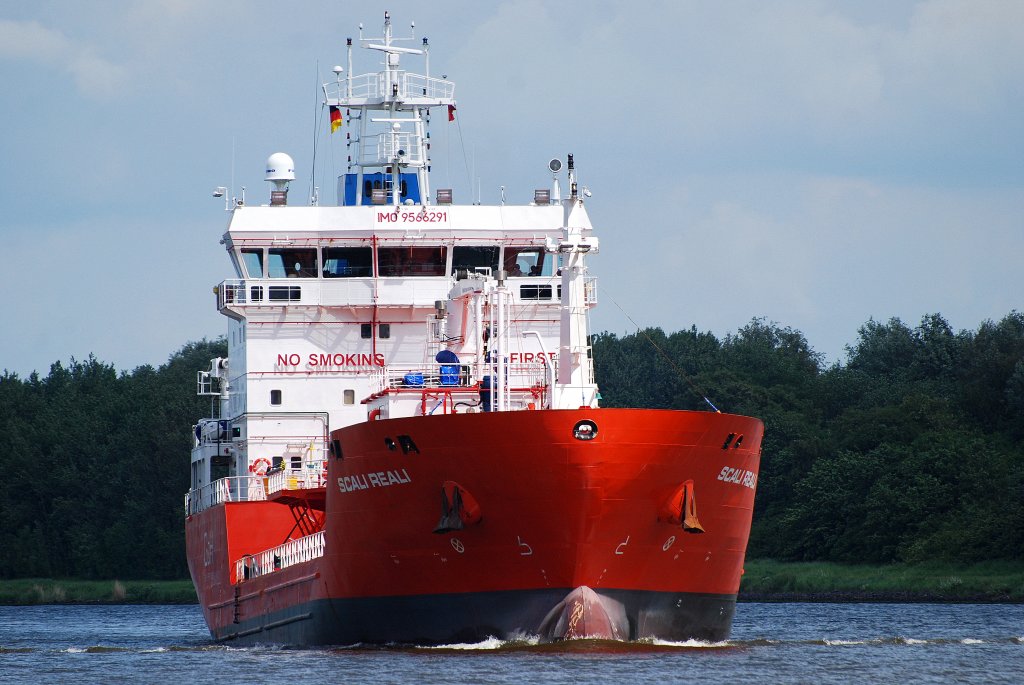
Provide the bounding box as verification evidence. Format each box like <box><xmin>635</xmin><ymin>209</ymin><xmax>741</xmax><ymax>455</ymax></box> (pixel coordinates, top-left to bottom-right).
<box><xmin>265</xmin><ymin>152</ymin><xmax>295</xmax><ymax>182</ymax></box>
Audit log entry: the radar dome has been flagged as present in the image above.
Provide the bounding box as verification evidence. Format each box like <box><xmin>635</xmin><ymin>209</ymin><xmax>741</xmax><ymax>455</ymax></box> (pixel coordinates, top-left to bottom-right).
<box><xmin>265</xmin><ymin>152</ymin><xmax>295</xmax><ymax>182</ymax></box>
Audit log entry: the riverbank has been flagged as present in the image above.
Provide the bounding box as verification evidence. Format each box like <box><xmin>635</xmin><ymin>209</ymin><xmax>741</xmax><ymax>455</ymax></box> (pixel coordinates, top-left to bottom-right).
<box><xmin>0</xmin><ymin>579</ymin><xmax>197</xmax><ymax>605</ymax></box>
<box><xmin>739</xmin><ymin>559</ymin><xmax>1024</xmax><ymax>602</ymax></box>
<box><xmin>3</xmin><ymin>560</ymin><xmax>1022</xmax><ymax>604</ymax></box>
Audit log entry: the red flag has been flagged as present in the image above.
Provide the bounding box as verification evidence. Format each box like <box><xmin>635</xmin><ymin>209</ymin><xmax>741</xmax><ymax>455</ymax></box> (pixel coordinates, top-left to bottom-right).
<box><xmin>330</xmin><ymin>105</ymin><xmax>342</xmax><ymax>133</ymax></box>
<box><xmin>447</xmin><ymin>104</ymin><xmax>456</xmax><ymax>122</ymax></box>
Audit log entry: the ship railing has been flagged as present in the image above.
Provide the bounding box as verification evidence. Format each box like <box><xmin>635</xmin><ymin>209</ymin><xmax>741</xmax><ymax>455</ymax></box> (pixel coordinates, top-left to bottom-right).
<box><xmin>404</xmin><ymin>73</ymin><xmax>455</xmax><ymax>100</ymax></box>
<box><xmin>266</xmin><ymin>461</ymin><xmax>329</xmax><ymax>496</ymax></box>
<box><xmin>345</xmin><ymin>72</ymin><xmax>379</xmax><ymax>100</ymax></box>
<box><xmin>325</xmin><ymin>71</ymin><xmax>454</xmax><ymax>104</ymax></box>
<box><xmin>364</xmin><ymin>131</ymin><xmax>425</xmax><ymax>166</ymax></box>
<box><xmin>184</xmin><ymin>476</ymin><xmax>267</xmax><ymax>515</ymax></box>
<box><xmin>235</xmin><ymin>530</ymin><xmax>326</xmax><ymax>583</ymax></box>
<box><xmin>380</xmin><ymin>364</ymin><xmax>474</xmax><ymax>390</ymax></box>
<box><xmin>377</xmin><ymin>364</ymin><xmax>549</xmax><ymax>396</ymax></box>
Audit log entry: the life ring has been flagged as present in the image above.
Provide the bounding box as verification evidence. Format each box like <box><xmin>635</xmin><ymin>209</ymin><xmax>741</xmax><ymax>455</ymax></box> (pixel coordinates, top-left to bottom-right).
<box><xmin>368</xmin><ymin>408</ymin><xmax>382</xmax><ymax>421</ymax></box>
<box><xmin>249</xmin><ymin>457</ymin><xmax>272</xmax><ymax>476</ymax></box>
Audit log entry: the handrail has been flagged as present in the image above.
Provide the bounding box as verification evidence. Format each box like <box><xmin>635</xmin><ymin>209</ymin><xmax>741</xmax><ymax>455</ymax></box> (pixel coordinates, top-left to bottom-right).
<box><xmin>184</xmin><ymin>475</ymin><xmax>266</xmax><ymax>515</ymax></box>
<box><xmin>266</xmin><ymin>467</ymin><xmax>328</xmax><ymax>496</ymax></box>
<box><xmin>376</xmin><ymin>364</ymin><xmax>548</xmax><ymax>392</ymax></box>
<box><xmin>234</xmin><ymin>531</ymin><xmax>326</xmax><ymax>583</ymax></box>
<box><xmin>324</xmin><ymin>71</ymin><xmax>454</xmax><ymax>103</ymax></box>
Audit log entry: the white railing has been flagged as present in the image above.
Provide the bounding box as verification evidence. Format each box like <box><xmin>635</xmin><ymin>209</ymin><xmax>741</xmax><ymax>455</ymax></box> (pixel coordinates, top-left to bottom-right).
<box><xmin>234</xmin><ymin>530</ymin><xmax>326</xmax><ymax>583</ymax></box>
<box><xmin>379</xmin><ymin>363</ymin><xmax>548</xmax><ymax>391</ymax></box>
<box><xmin>326</xmin><ymin>71</ymin><xmax>454</xmax><ymax>103</ymax></box>
<box><xmin>365</xmin><ymin>131</ymin><xmax>425</xmax><ymax>165</ymax></box>
<box><xmin>184</xmin><ymin>476</ymin><xmax>266</xmax><ymax>515</ymax></box>
<box><xmin>403</xmin><ymin>73</ymin><xmax>455</xmax><ymax>100</ymax></box>
<box><xmin>266</xmin><ymin>467</ymin><xmax>329</xmax><ymax>496</ymax></box>
<box><xmin>344</xmin><ymin>72</ymin><xmax>380</xmax><ymax>100</ymax></box>
<box><xmin>381</xmin><ymin>364</ymin><xmax>474</xmax><ymax>390</ymax></box>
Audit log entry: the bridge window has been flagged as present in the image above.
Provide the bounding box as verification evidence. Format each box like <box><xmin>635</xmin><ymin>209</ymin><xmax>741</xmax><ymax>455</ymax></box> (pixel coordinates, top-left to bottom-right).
<box><xmin>504</xmin><ymin>247</ymin><xmax>552</xmax><ymax>277</ymax></box>
<box><xmin>452</xmin><ymin>245</ymin><xmax>499</xmax><ymax>275</ymax></box>
<box><xmin>241</xmin><ymin>249</ymin><xmax>264</xmax><ymax>278</ymax></box>
<box><xmin>378</xmin><ymin>246</ymin><xmax>447</xmax><ymax>277</ymax></box>
<box><xmin>364</xmin><ymin>178</ymin><xmax>408</xmax><ymax>199</ymax></box>
<box><xmin>323</xmin><ymin>246</ymin><xmax>373</xmax><ymax>278</ymax></box>
<box><xmin>520</xmin><ymin>284</ymin><xmax>554</xmax><ymax>300</ymax></box>
<box><xmin>268</xmin><ymin>248</ymin><xmax>318</xmax><ymax>278</ymax></box>
<box><xmin>268</xmin><ymin>285</ymin><xmax>301</xmax><ymax>301</ymax></box>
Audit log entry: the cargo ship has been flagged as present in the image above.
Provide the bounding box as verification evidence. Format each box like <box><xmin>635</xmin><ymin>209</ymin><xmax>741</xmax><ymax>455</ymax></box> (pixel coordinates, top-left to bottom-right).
<box><xmin>184</xmin><ymin>12</ymin><xmax>763</xmax><ymax>645</ymax></box>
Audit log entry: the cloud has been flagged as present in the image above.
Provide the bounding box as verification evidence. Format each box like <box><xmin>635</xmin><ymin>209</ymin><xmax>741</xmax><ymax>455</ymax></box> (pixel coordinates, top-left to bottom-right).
<box><xmin>1</xmin><ymin>0</ymin><xmax>1021</xmax><ymax>376</ymax></box>
<box><xmin>0</xmin><ymin>19</ymin><xmax>127</xmax><ymax>96</ymax></box>
<box><xmin>593</xmin><ymin>169</ymin><xmax>1024</xmax><ymax>362</ymax></box>
<box><xmin>0</xmin><ymin>212</ymin><xmax>224</xmax><ymax>377</ymax></box>
<box><xmin>446</xmin><ymin>0</ymin><xmax>1021</xmax><ymax>186</ymax></box>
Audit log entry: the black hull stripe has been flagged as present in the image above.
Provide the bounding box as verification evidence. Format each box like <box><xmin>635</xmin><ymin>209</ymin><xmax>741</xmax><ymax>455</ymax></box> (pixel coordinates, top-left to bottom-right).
<box><xmin>213</xmin><ymin>588</ymin><xmax>737</xmax><ymax>646</ymax></box>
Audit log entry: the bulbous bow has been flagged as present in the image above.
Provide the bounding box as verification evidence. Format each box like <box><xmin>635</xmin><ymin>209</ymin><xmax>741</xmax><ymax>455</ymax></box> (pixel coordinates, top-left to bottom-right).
<box><xmin>536</xmin><ymin>586</ymin><xmax>629</xmax><ymax>641</ymax></box>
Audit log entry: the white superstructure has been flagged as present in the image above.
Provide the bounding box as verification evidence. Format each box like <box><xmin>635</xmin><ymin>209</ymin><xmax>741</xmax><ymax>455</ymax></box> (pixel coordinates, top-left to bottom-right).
<box><xmin>186</xmin><ymin>12</ymin><xmax>600</xmax><ymax>512</ymax></box>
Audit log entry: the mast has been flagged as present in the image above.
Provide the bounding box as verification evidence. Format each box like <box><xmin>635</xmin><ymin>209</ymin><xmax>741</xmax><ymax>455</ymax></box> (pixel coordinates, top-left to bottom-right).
<box><xmin>323</xmin><ymin>11</ymin><xmax>455</xmax><ymax>207</ymax></box>
<box><xmin>548</xmin><ymin>154</ymin><xmax>600</xmax><ymax>409</ymax></box>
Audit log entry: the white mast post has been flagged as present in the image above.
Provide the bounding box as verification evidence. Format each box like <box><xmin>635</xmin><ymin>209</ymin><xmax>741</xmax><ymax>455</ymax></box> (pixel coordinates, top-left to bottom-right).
<box><xmin>495</xmin><ymin>279</ymin><xmax>505</xmax><ymax>411</ymax></box>
<box><xmin>550</xmin><ymin>154</ymin><xmax>600</xmax><ymax>409</ymax></box>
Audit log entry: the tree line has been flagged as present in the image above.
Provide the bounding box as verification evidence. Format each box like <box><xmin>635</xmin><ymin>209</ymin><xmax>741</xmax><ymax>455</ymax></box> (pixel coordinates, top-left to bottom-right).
<box><xmin>0</xmin><ymin>340</ymin><xmax>226</xmax><ymax>580</ymax></box>
<box><xmin>594</xmin><ymin>312</ymin><xmax>1024</xmax><ymax>564</ymax></box>
<box><xmin>0</xmin><ymin>312</ymin><xmax>1021</xmax><ymax>580</ymax></box>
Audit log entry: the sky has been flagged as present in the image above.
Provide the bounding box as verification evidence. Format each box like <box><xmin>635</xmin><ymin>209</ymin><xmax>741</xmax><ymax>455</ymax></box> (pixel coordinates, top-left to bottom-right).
<box><xmin>1</xmin><ymin>0</ymin><xmax>1021</xmax><ymax>377</ymax></box>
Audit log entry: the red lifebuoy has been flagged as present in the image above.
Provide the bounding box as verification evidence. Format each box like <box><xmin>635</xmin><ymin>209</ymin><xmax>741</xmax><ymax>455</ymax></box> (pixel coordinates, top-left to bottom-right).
<box><xmin>368</xmin><ymin>408</ymin><xmax>382</xmax><ymax>421</ymax></box>
<box><xmin>249</xmin><ymin>457</ymin><xmax>272</xmax><ymax>476</ymax></box>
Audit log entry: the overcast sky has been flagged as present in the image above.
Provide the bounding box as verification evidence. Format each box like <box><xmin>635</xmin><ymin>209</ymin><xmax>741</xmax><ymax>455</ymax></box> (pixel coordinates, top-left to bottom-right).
<box><xmin>1</xmin><ymin>0</ymin><xmax>1021</xmax><ymax>377</ymax></box>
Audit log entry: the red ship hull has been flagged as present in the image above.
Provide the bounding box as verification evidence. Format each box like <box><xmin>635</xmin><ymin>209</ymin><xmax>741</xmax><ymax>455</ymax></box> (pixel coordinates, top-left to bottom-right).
<box><xmin>186</xmin><ymin>408</ymin><xmax>762</xmax><ymax>645</ymax></box>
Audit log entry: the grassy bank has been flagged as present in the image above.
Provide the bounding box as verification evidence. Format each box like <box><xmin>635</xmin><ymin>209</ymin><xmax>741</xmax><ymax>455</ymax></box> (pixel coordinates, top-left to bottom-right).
<box><xmin>3</xmin><ymin>561</ymin><xmax>1023</xmax><ymax>604</ymax></box>
<box><xmin>0</xmin><ymin>579</ymin><xmax>198</xmax><ymax>605</ymax></box>
<box><xmin>740</xmin><ymin>559</ymin><xmax>1024</xmax><ymax>602</ymax></box>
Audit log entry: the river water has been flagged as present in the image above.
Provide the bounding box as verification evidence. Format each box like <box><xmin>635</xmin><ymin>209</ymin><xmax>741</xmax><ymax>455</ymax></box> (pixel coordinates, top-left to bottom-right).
<box><xmin>1</xmin><ymin>602</ymin><xmax>1021</xmax><ymax>684</ymax></box>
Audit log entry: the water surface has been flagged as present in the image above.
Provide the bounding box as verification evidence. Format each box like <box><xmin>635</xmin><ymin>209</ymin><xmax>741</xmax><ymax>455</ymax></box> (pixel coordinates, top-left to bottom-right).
<box><xmin>1</xmin><ymin>603</ymin><xmax>1021</xmax><ymax>684</ymax></box>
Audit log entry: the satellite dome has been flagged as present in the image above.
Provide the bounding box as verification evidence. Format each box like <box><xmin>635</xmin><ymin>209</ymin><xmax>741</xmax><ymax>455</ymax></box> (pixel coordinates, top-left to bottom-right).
<box><xmin>265</xmin><ymin>152</ymin><xmax>296</xmax><ymax>182</ymax></box>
